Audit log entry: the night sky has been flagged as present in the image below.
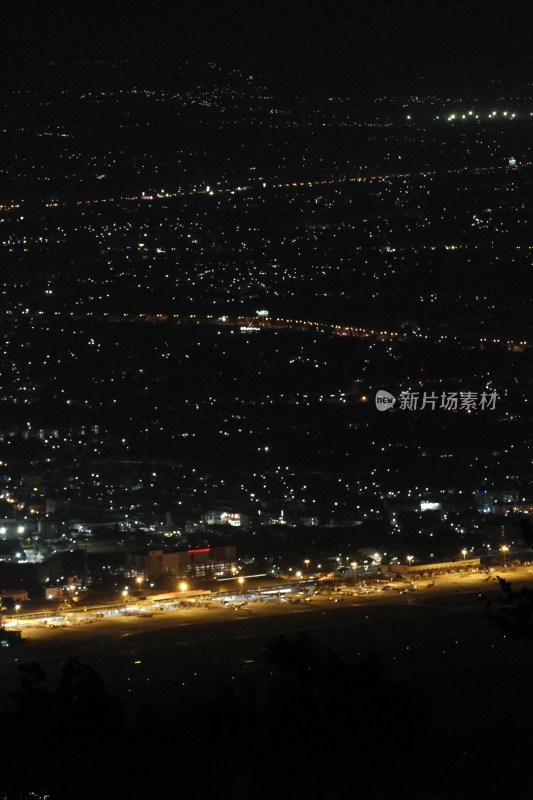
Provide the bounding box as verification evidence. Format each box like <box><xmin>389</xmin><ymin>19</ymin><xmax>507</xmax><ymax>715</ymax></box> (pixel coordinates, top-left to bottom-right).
<box><xmin>3</xmin><ymin>0</ymin><xmax>533</xmax><ymax>94</ymax></box>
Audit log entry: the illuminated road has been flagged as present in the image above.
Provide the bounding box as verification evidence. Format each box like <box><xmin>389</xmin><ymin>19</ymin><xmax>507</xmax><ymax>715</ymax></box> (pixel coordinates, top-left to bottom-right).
<box><xmin>42</xmin><ymin>160</ymin><xmax>533</xmax><ymax>209</ymax></box>
<box><xmin>0</xmin><ymin>160</ymin><xmax>529</xmax><ymax>214</ymax></box>
<box><xmin>7</xmin><ymin>309</ymin><xmax>530</xmax><ymax>352</ymax></box>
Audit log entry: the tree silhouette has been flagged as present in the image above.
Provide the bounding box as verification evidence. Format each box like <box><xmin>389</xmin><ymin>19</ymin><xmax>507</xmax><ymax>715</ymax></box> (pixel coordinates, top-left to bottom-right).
<box><xmin>484</xmin><ymin>575</ymin><xmax>533</xmax><ymax>638</ymax></box>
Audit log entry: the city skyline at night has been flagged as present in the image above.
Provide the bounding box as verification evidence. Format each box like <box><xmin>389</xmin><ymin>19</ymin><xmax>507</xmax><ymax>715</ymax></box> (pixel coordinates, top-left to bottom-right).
<box><xmin>0</xmin><ymin>3</ymin><xmax>533</xmax><ymax>798</ymax></box>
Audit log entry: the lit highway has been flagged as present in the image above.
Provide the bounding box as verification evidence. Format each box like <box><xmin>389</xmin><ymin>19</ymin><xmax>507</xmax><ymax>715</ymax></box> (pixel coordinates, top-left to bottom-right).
<box><xmin>0</xmin><ymin>160</ymin><xmax>529</xmax><ymax>215</ymax></box>
<box><xmin>6</xmin><ymin>309</ymin><xmax>530</xmax><ymax>353</ymax></box>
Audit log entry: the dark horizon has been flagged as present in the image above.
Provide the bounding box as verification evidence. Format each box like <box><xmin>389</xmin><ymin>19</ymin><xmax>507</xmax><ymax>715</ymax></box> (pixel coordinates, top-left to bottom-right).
<box><xmin>3</xmin><ymin>0</ymin><xmax>533</xmax><ymax>95</ymax></box>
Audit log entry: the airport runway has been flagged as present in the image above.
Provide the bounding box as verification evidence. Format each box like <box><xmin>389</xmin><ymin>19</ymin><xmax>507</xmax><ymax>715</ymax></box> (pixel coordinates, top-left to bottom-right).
<box><xmin>1</xmin><ymin>569</ymin><xmax>532</xmax><ymax>730</ymax></box>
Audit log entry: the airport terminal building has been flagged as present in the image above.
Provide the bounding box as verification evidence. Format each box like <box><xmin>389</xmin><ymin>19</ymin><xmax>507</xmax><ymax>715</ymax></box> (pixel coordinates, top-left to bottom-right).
<box><xmin>126</xmin><ymin>545</ymin><xmax>237</xmax><ymax>580</ymax></box>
